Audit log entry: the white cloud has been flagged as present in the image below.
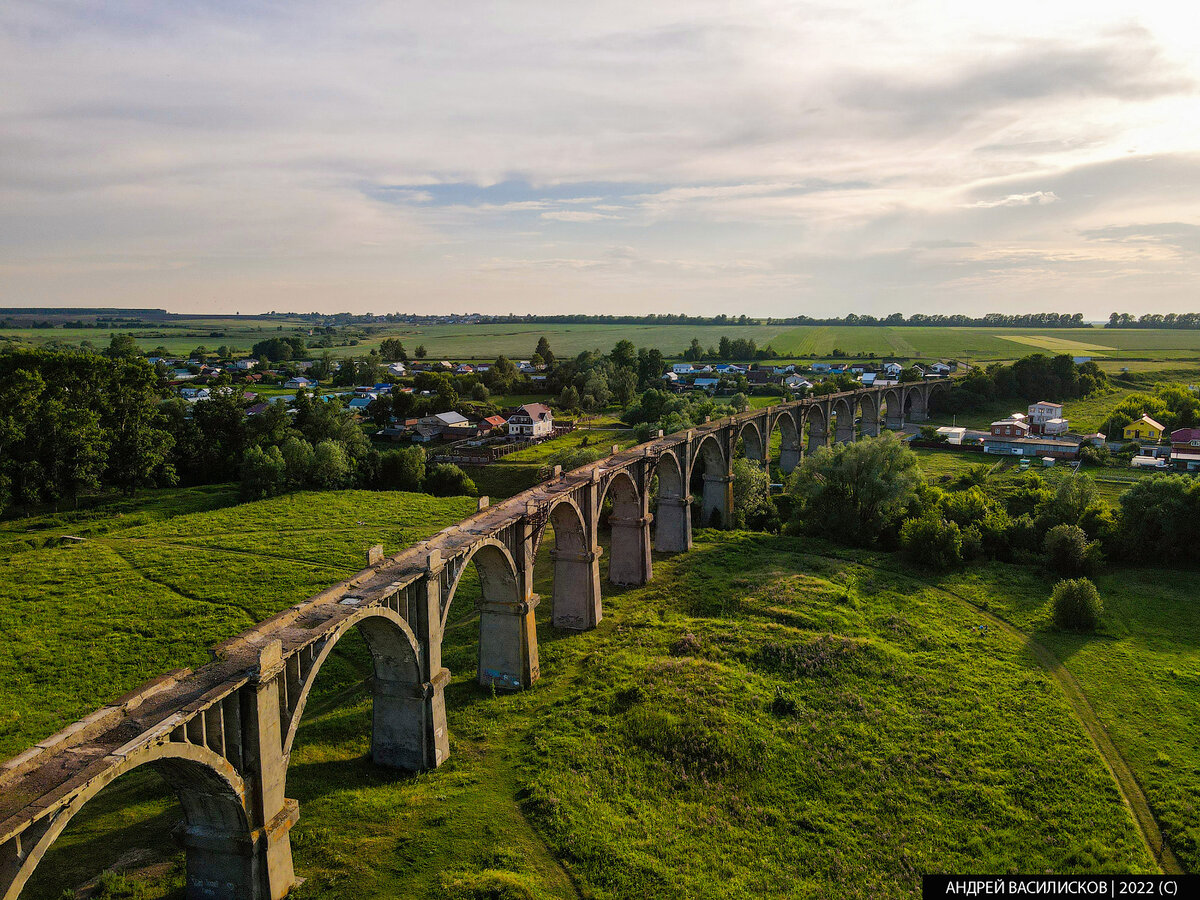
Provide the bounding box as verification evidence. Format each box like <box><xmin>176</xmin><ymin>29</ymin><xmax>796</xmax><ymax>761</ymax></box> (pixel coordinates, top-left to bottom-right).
<box><xmin>966</xmin><ymin>191</ymin><xmax>1061</xmax><ymax>208</ymax></box>
<box><xmin>1</xmin><ymin>1</ymin><xmax>1199</xmax><ymax>314</ymax></box>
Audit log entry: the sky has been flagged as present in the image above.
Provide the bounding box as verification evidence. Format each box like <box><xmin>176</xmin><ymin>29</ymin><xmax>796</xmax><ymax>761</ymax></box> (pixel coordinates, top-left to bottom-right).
<box><xmin>1</xmin><ymin>1</ymin><xmax>1199</xmax><ymax>318</ymax></box>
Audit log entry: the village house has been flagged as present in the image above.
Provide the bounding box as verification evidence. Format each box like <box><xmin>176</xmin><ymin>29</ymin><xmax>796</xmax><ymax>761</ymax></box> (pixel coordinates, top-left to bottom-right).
<box><xmin>1026</xmin><ymin>401</ymin><xmax>1067</xmax><ymax>435</ymax></box>
<box><xmin>478</xmin><ymin>415</ymin><xmax>508</xmax><ymax>436</ymax></box>
<box><xmin>990</xmin><ymin>417</ymin><xmax>1030</xmax><ymax>439</ymax></box>
<box><xmin>1169</xmin><ymin>427</ymin><xmax>1200</xmax><ymax>472</ymax></box>
<box><xmin>284</xmin><ymin>375</ymin><xmax>315</xmax><ymax>389</ymax></box>
<box><xmin>420</xmin><ymin>411</ymin><xmax>472</xmax><ymax>436</ymax></box>
<box><xmin>784</xmin><ymin>375</ymin><xmax>813</xmax><ymax>392</ymax></box>
<box><xmin>233</xmin><ymin>358</ymin><xmax>259</xmax><ymax>370</ymax></box>
<box><xmin>672</xmin><ymin>363</ymin><xmax>695</xmax><ymax>374</ymax></box>
<box><xmin>507</xmin><ymin>403</ymin><xmax>554</xmax><ymax>438</ymax></box>
<box><xmin>1123</xmin><ymin>415</ymin><xmax>1166</xmax><ymax>442</ymax></box>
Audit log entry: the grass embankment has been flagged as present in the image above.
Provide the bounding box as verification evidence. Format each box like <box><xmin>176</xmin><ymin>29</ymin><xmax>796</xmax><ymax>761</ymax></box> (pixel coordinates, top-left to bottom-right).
<box><xmin>935</xmin><ymin>564</ymin><xmax>1200</xmax><ymax>873</ymax></box>
<box><xmin>0</xmin><ymin>490</ymin><xmax>477</xmax><ymax>758</ymax></box>
<box><xmin>20</xmin><ymin>523</ymin><xmax>1170</xmax><ymax>898</ymax></box>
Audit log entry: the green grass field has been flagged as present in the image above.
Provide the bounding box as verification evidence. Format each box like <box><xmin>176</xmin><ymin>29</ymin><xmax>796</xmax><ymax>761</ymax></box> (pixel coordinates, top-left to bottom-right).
<box><xmin>21</xmin><ymin>525</ymin><xmax>1178</xmax><ymax>898</ymax></box>
<box><xmin>8</xmin><ymin>316</ymin><xmax>1200</xmax><ymax>367</ymax></box>
<box><xmin>0</xmin><ymin>490</ymin><xmax>477</xmax><ymax>758</ymax></box>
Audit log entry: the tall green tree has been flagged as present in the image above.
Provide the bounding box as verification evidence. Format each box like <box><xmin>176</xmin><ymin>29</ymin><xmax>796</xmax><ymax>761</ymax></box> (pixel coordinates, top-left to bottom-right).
<box><xmin>788</xmin><ymin>433</ymin><xmax>922</xmax><ymax>545</ymax></box>
<box><xmin>535</xmin><ymin>336</ymin><xmax>555</xmax><ymax>368</ymax></box>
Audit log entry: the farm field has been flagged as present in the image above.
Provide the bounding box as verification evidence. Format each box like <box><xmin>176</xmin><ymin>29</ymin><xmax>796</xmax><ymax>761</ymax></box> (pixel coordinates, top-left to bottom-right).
<box><xmin>7</xmin><ymin>317</ymin><xmax>1200</xmax><ymax>367</ymax></box>
<box><xmin>18</xmin><ymin>527</ymin><xmax>1169</xmax><ymax>898</ymax></box>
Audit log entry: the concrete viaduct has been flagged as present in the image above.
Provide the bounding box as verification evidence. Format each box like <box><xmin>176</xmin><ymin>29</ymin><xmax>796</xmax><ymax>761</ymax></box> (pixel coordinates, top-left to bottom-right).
<box><xmin>0</xmin><ymin>379</ymin><xmax>946</xmax><ymax>899</ymax></box>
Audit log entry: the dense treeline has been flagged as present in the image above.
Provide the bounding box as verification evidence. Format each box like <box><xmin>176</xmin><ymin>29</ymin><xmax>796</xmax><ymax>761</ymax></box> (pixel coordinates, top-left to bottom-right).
<box><xmin>785</xmin><ymin>434</ymin><xmax>1200</xmax><ymax>570</ymax></box>
<box><xmin>1106</xmin><ymin>312</ymin><xmax>1200</xmax><ymax>329</ymax></box>
<box><xmin>0</xmin><ymin>348</ymin><xmax>477</xmax><ymax>514</ymax></box>
<box><xmin>934</xmin><ymin>354</ymin><xmax>1107</xmax><ymax>415</ymax></box>
<box><xmin>480</xmin><ymin>312</ymin><xmax>1090</xmax><ymax>328</ymax></box>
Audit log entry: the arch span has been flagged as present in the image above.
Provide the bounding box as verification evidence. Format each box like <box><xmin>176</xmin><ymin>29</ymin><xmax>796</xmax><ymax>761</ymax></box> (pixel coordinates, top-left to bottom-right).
<box><xmin>600</xmin><ymin>469</ymin><xmax>650</xmax><ymax>586</ymax></box>
<box><xmin>544</xmin><ymin>496</ymin><xmax>601</xmax><ymax>630</ymax></box>
<box><xmin>832</xmin><ymin>397</ymin><xmax>856</xmax><ymax>444</ymax></box>
<box><xmin>770</xmin><ymin>410</ymin><xmax>801</xmax><ymax>474</ymax></box>
<box><xmin>442</xmin><ymin>539</ymin><xmax>536</xmax><ymax>691</ymax></box>
<box><xmin>280</xmin><ymin>606</ymin><xmax>433</xmax><ymax>772</ymax></box>
<box><xmin>881</xmin><ymin>387</ymin><xmax>904</xmax><ymax>429</ymax></box>
<box><xmin>804</xmin><ymin>405</ymin><xmax>829</xmax><ymax>454</ymax></box>
<box><xmin>857</xmin><ymin>392</ymin><xmax>881</xmax><ymax>437</ymax></box>
<box><xmin>691</xmin><ymin>433</ymin><xmax>730</xmax><ymax>528</ymax></box>
<box><xmin>737</xmin><ymin>420</ymin><xmax>765</xmax><ymax>463</ymax></box>
<box><xmin>653</xmin><ymin>449</ymin><xmax>691</xmax><ymax>553</ymax></box>
<box><xmin>5</xmin><ymin>742</ymin><xmax>255</xmax><ymax>900</ymax></box>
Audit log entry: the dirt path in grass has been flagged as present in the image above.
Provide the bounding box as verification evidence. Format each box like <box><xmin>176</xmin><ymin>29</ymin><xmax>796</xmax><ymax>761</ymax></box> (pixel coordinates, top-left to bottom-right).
<box><xmin>826</xmin><ymin>553</ymin><xmax>1182</xmax><ymax>875</ymax></box>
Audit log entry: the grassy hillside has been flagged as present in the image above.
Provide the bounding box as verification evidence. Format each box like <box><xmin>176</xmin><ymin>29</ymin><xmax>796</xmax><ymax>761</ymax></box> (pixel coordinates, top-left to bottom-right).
<box><xmin>0</xmin><ymin>490</ymin><xmax>477</xmax><ymax>757</ymax></box>
<box><xmin>21</xmin><ymin>525</ymin><xmax>1180</xmax><ymax>899</ymax></box>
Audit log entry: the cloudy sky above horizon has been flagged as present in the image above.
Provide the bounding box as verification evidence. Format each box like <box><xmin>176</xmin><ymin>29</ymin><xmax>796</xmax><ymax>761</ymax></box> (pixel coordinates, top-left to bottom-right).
<box><xmin>2</xmin><ymin>1</ymin><xmax>1199</xmax><ymax>318</ymax></box>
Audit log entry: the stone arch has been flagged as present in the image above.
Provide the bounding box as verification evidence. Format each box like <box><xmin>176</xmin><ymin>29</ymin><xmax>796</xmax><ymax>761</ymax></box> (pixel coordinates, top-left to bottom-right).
<box><xmin>652</xmin><ymin>449</ymin><xmax>691</xmax><ymax>553</ymax></box>
<box><xmin>442</xmin><ymin>540</ymin><xmax>535</xmax><ymax>690</ymax></box>
<box><xmin>770</xmin><ymin>410</ymin><xmax>802</xmax><ymax>474</ymax></box>
<box><xmin>925</xmin><ymin>379</ymin><xmax>950</xmax><ymax>415</ymax></box>
<box><xmin>857</xmin><ymin>392</ymin><xmax>881</xmax><ymax>438</ymax></box>
<box><xmin>442</xmin><ymin>538</ymin><xmax>521</xmax><ymax>626</ymax></box>
<box><xmin>736</xmin><ymin>420</ymin><xmax>765</xmax><ymax>463</ymax></box>
<box><xmin>280</xmin><ymin>606</ymin><xmax>427</xmax><ymax>771</ymax></box>
<box><xmin>543</xmin><ymin>496</ymin><xmax>600</xmax><ymax>630</ymax></box>
<box><xmin>882</xmin><ymin>387</ymin><xmax>904</xmax><ymax>429</ymax></box>
<box><xmin>804</xmin><ymin>404</ymin><xmax>829</xmax><ymax>454</ymax></box>
<box><xmin>904</xmin><ymin>385</ymin><xmax>928</xmax><ymax>421</ymax></box>
<box><xmin>6</xmin><ymin>741</ymin><xmax>253</xmax><ymax>900</ymax></box>
<box><xmin>599</xmin><ymin>469</ymin><xmax>650</xmax><ymax>586</ymax></box>
<box><xmin>832</xmin><ymin>396</ymin><xmax>856</xmax><ymax>444</ymax></box>
<box><xmin>690</xmin><ymin>433</ymin><xmax>730</xmax><ymax>528</ymax></box>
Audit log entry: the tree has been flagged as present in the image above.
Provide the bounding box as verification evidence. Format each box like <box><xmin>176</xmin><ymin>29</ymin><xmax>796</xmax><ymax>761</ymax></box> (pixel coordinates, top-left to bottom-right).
<box><xmin>718</xmin><ymin>336</ymin><xmax>733</xmax><ymax>360</ymax></box>
<box><xmin>380</xmin><ymin>338</ymin><xmax>407</xmax><ymax>362</ymax></box>
<box><xmin>788</xmin><ymin>433</ymin><xmax>922</xmax><ymax>545</ymax></box>
<box><xmin>424</xmin><ymin>462</ymin><xmax>476</xmax><ymax>496</ymax></box>
<box><xmin>898</xmin><ymin>367</ymin><xmax>923</xmax><ymax>383</ymax></box>
<box><xmin>471</xmin><ymin>383</ymin><xmax>491</xmax><ymax>402</ymax></box>
<box><xmin>279</xmin><ymin>436</ymin><xmax>314</xmax><ymax>488</ymax></box>
<box><xmin>241</xmin><ymin>445</ymin><xmax>286</xmax><ymax>499</ymax></box>
<box><xmin>684</xmin><ymin>338</ymin><xmax>703</xmax><ymax>362</ymax></box>
<box><xmin>368</xmin><ymin>394</ymin><xmax>394</xmax><ymax>429</ymax></box>
<box><xmin>104</xmin><ymin>333</ymin><xmax>140</xmax><ymax>359</ymax></box>
<box><xmin>1051</xmin><ymin>578</ymin><xmax>1103</xmax><ymax>632</ymax></box>
<box><xmin>377</xmin><ymin>447</ymin><xmax>425</xmax><ymax>491</ymax></box>
<box><xmin>731</xmin><ymin>458</ymin><xmax>777</xmax><ymax>531</ymax></box>
<box><xmin>105</xmin><ymin>358</ymin><xmax>175</xmax><ymax>494</ymax></box>
<box><xmin>559</xmin><ymin>385</ymin><xmax>581</xmax><ymax>410</ymax></box>
<box><xmin>1115</xmin><ymin>474</ymin><xmax>1200</xmax><ymax>559</ymax></box>
<box><xmin>729</xmin><ymin>392</ymin><xmax>749</xmax><ymax>413</ymax></box>
<box><xmin>900</xmin><ymin>513</ymin><xmax>963</xmax><ymax>569</ymax></box>
<box><xmin>613</xmin><ymin>368</ymin><xmax>638</xmax><ymax>408</ymax></box>
<box><xmin>611</xmin><ymin>339</ymin><xmax>637</xmax><ymax>371</ymax></box>
<box><xmin>310</xmin><ymin>440</ymin><xmax>350</xmax><ymax>488</ymax></box>
<box><xmin>1044</xmin><ymin>524</ymin><xmax>1100</xmax><ymax>577</ymax></box>
<box><xmin>415</xmin><ymin>344</ymin><xmax>427</xmax><ymax>359</ymax></box>
<box><xmin>535</xmin><ymin>336</ymin><xmax>555</xmax><ymax>368</ymax></box>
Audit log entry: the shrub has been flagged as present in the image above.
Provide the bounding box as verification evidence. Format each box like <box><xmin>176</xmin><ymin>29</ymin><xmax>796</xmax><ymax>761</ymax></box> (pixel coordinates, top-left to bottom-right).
<box><xmin>1051</xmin><ymin>577</ymin><xmax>1103</xmax><ymax>632</ymax></box>
<box><xmin>899</xmin><ymin>514</ymin><xmax>963</xmax><ymax>570</ymax></box>
<box><xmin>1044</xmin><ymin>524</ymin><xmax>1096</xmax><ymax>577</ymax></box>
<box><xmin>425</xmin><ymin>462</ymin><xmax>477</xmax><ymax>497</ymax></box>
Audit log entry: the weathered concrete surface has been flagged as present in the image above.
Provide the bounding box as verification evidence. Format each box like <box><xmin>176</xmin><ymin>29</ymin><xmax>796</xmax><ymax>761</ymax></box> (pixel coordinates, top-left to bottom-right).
<box><xmin>0</xmin><ymin>379</ymin><xmax>948</xmax><ymax>899</ymax></box>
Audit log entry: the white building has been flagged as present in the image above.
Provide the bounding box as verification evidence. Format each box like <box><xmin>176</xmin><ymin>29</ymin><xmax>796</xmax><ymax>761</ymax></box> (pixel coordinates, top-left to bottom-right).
<box><xmin>507</xmin><ymin>403</ymin><xmax>554</xmax><ymax>438</ymax></box>
<box><xmin>672</xmin><ymin>363</ymin><xmax>694</xmax><ymax>374</ymax></box>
